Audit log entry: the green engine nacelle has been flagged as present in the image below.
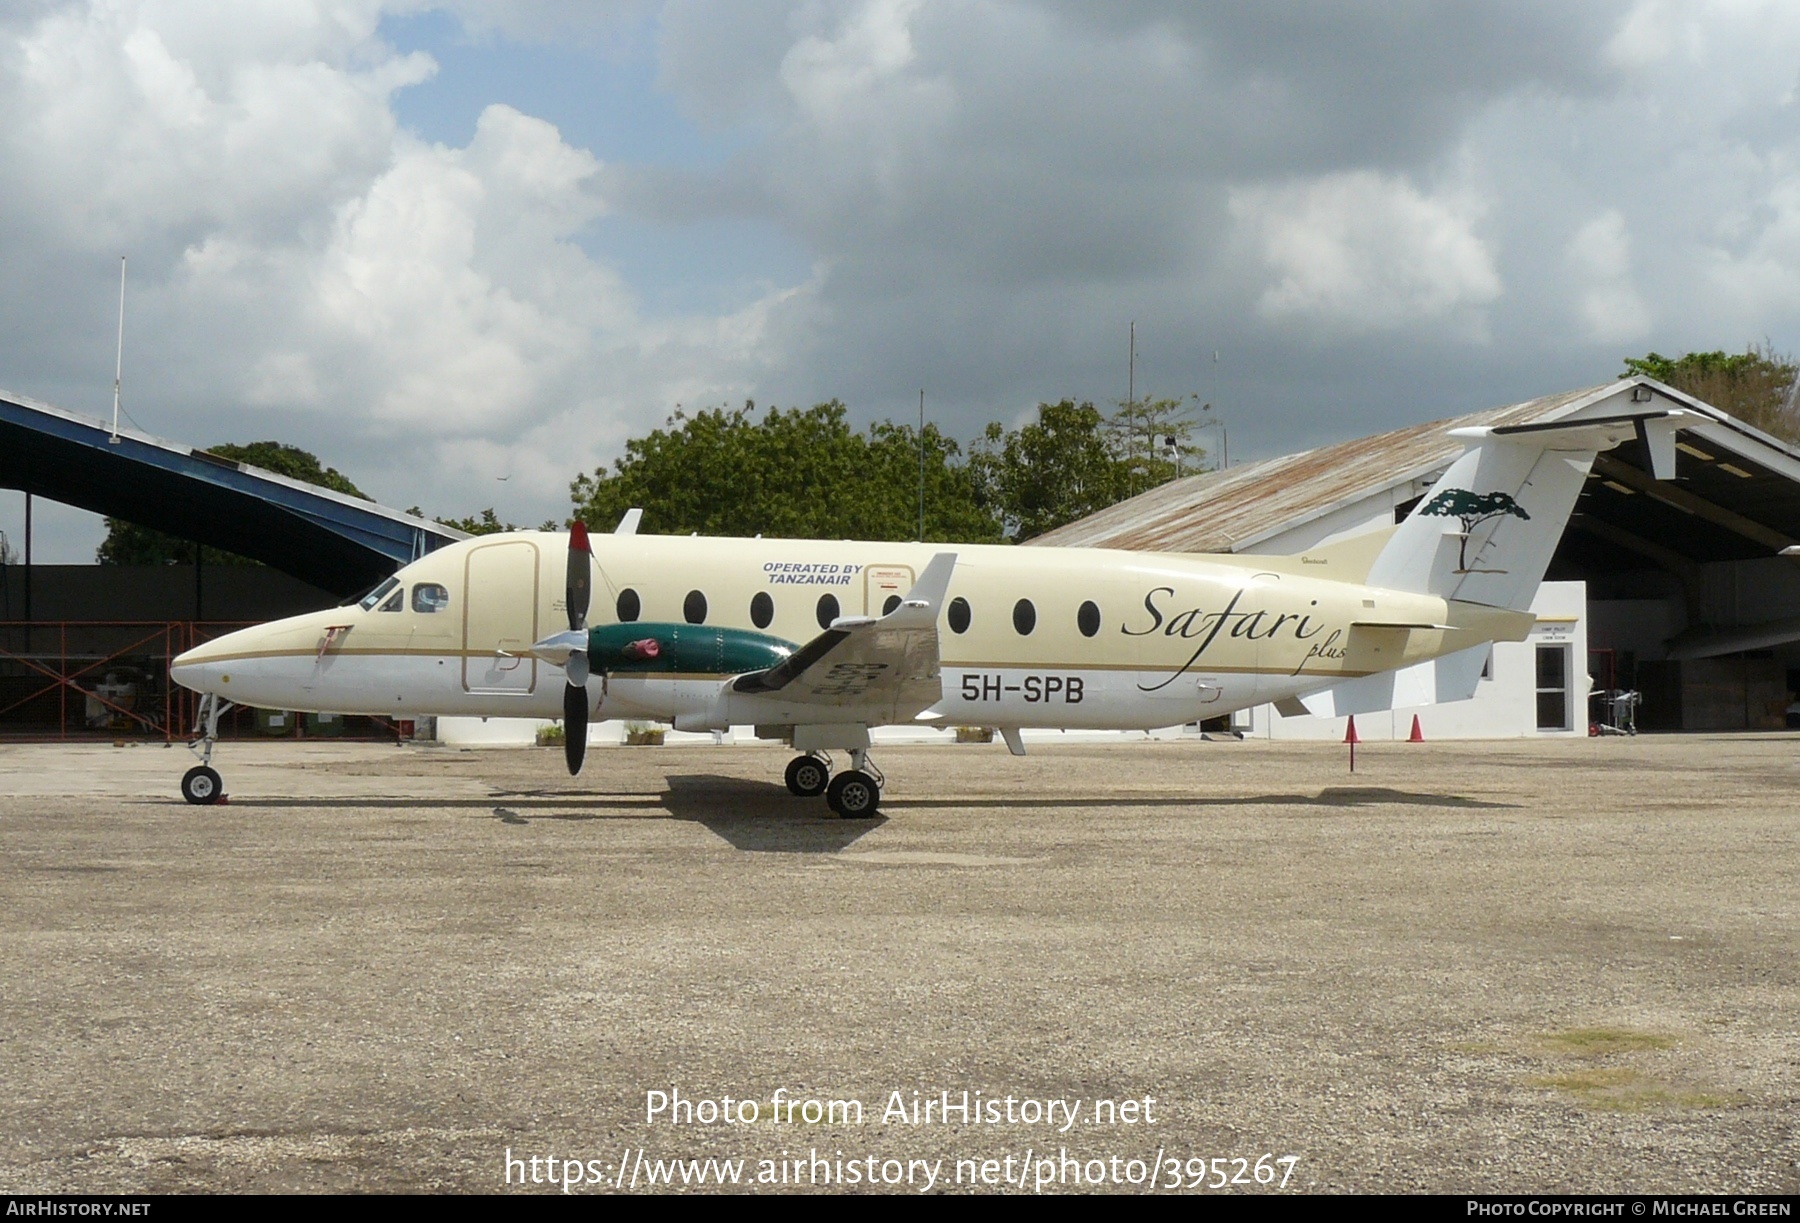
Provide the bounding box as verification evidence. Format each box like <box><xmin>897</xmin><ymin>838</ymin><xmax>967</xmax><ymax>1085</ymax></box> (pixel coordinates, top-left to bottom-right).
<box><xmin>586</xmin><ymin>621</ymin><xmax>797</xmax><ymax>676</ymax></box>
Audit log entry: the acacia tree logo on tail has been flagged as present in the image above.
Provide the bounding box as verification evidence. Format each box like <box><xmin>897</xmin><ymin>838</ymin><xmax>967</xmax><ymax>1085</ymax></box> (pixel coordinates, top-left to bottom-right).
<box><xmin>1420</xmin><ymin>488</ymin><xmax>1530</xmax><ymax>573</ymax></box>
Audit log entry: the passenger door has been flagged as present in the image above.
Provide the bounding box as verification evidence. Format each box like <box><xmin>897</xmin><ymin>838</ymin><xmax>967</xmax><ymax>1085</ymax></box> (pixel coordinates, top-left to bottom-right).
<box><xmin>462</xmin><ymin>540</ymin><xmax>540</xmax><ymax>695</ymax></box>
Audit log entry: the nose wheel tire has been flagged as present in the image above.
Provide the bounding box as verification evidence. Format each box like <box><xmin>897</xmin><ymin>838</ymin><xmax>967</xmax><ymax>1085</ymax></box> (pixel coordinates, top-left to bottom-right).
<box><xmin>181</xmin><ymin>765</ymin><xmax>224</xmax><ymax>806</ymax></box>
<box><xmin>826</xmin><ymin>769</ymin><xmax>880</xmax><ymax>819</ymax></box>
<box><xmin>785</xmin><ymin>754</ymin><xmax>830</xmax><ymax>797</ymax></box>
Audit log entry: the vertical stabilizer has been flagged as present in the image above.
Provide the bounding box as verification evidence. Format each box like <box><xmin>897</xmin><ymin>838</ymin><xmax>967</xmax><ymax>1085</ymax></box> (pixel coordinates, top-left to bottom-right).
<box><xmin>1366</xmin><ymin>413</ymin><xmax>1678</xmax><ymax>611</ymax></box>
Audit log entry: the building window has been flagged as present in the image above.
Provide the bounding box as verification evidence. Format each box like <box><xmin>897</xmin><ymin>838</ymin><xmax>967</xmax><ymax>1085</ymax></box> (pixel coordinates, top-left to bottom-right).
<box><xmin>1013</xmin><ymin>598</ymin><xmax>1036</xmax><ymax>636</ymax></box>
<box><xmin>816</xmin><ymin>593</ymin><xmax>839</xmax><ymax>630</ymax></box>
<box><xmin>412</xmin><ymin>583</ymin><xmax>449</xmax><ymax>613</ymax></box>
<box><xmin>947</xmin><ymin>596</ymin><xmax>971</xmax><ymax>634</ymax></box>
<box><xmin>616</xmin><ymin>588</ymin><xmax>640</xmax><ymax>622</ymax></box>
<box><xmin>1077</xmin><ymin>600</ymin><xmax>1101</xmax><ymax>637</ymax></box>
<box><xmin>1536</xmin><ymin>644</ymin><xmax>1570</xmax><ymax>731</ymax></box>
<box><xmin>684</xmin><ymin>590</ymin><xmax>708</xmax><ymax>625</ymax></box>
<box><xmin>750</xmin><ymin>591</ymin><xmax>774</xmax><ymax>629</ymax></box>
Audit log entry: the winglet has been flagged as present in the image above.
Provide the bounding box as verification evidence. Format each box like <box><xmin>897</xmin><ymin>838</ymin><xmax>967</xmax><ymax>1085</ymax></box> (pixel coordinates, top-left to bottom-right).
<box><xmin>615</xmin><ymin>508</ymin><xmax>643</xmax><ymax>536</ymax></box>
<box><xmin>884</xmin><ymin>552</ymin><xmax>957</xmax><ymax>627</ymax></box>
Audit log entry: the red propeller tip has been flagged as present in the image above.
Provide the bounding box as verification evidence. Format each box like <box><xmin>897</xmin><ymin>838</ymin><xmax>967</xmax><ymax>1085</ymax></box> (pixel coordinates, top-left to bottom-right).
<box><xmin>570</xmin><ymin>521</ymin><xmax>591</xmax><ymax>552</ymax></box>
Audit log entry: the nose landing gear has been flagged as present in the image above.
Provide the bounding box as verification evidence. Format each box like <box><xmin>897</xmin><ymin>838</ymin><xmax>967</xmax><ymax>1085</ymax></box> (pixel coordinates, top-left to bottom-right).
<box><xmin>181</xmin><ymin>692</ymin><xmax>233</xmax><ymax>806</ymax></box>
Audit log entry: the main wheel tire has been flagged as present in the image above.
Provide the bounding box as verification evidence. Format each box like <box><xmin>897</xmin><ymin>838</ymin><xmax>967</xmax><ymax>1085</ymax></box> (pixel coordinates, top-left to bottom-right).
<box><xmin>826</xmin><ymin>769</ymin><xmax>880</xmax><ymax>818</ymax></box>
<box><xmin>785</xmin><ymin>755</ymin><xmax>829</xmax><ymax>797</ymax></box>
<box><xmin>181</xmin><ymin>765</ymin><xmax>223</xmax><ymax>806</ymax></box>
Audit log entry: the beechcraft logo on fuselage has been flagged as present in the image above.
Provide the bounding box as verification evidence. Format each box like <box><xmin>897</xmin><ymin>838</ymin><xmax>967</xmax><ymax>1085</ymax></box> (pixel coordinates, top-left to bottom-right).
<box><xmin>1419</xmin><ymin>488</ymin><xmax>1528</xmax><ymax>573</ymax></box>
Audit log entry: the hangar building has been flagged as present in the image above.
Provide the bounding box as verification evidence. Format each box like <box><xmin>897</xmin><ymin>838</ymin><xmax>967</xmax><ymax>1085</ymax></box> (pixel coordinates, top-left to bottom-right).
<box><xmin>1031</xmin><ymin>377</ymin><xmax>1800</xmax><ymax>738</ymax></box>
<box><xmin>0</xmin><ymin>388</ymin><xmax>465</xmax><ymax>739</ymax></box>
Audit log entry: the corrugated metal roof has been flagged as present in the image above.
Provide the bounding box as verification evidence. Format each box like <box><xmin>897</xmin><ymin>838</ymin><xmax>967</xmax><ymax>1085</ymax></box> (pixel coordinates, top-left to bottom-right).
<box><xmin>1025</xmin><ymin>383</ymin><xmax>1621</xmax><ymax>553</ymax></box>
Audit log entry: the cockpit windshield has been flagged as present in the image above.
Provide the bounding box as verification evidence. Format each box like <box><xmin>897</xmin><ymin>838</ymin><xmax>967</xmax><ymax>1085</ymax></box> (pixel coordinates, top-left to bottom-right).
<box><xmin>358</xmin><ymin>577</ymin><xmax>401</xmax><ymax>611</ymax></box>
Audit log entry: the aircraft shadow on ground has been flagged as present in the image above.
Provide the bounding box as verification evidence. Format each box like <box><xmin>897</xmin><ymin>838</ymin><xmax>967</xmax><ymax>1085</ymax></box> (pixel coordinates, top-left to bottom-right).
<box><xmin>487</xmin><ymin>774</ymin><xmax>884</xmax><ymax>852</ymax></box>
<box><xmin>224</xmin><ymin>775</ymin><xmax>885</xmax><ymax>852</ymax></box>
<box><xmin>194</xmin><ymin>782</ymin><xmax>1514</xmax><ymax>845</ymax></box>
<box><xmin>880</xmin><ymin>786</ymin><xmax>1519</xmax><ymax>812</ymax></box>
<box><xmin>653</xmin><ymin>774</ymin><xmax>886</xmax><ymax>851</ymax></box>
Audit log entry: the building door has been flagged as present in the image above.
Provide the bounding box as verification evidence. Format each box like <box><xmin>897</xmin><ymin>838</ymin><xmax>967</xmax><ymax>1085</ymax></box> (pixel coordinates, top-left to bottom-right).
<box><xmin>1535</xmin><ymin>644</ymin><xmax>1570</xmax><ymax>731</ymax></box>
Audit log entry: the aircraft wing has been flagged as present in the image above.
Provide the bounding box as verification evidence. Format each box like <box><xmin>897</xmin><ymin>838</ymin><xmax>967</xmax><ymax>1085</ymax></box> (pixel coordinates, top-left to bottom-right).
<box><xmin>730</xmin><ymin>553</ymin><xmax>956</xmax><ymax>724</ymax></box>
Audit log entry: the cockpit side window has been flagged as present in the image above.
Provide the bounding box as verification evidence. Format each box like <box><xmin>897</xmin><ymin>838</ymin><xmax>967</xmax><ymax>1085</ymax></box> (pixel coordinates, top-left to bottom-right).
<box><xmin>359</xmin><ymin>577</ymin><xmax>400</xmax><ymax>611</ymax></box>
<box><xmin>378</xmin><ymin>587</ymin><xmax>404</xmax><ymax>612</ymax></box>
<box><xmin>412</xmin><ymin>583</ymin><xmax>450</xmax><ymax>613</ymax></box>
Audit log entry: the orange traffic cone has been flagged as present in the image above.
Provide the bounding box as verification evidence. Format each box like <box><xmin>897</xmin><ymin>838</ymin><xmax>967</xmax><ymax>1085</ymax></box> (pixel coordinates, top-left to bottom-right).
<box><xmin>1408</xmin><ymin>714</ymin><xmax>1424</xmax><ymax>742</ymax></box>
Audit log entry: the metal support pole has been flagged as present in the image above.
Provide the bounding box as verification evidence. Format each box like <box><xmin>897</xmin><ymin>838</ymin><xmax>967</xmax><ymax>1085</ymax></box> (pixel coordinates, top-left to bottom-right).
<box><xmin>22</xmin><ymin>491</ymin><xmax>31</xmax><ymax>625</ymax></box>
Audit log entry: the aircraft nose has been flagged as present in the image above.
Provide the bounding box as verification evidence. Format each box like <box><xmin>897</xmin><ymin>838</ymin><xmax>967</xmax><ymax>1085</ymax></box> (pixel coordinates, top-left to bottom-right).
<box><xmin>169</xmin><ymin>643</ymin><xmax>222</xmax><ymax>695</ymax></box>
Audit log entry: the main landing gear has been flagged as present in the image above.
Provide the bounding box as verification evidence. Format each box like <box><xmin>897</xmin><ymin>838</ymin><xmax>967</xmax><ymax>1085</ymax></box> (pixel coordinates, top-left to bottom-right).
<box><xmin>784</xmin><ymin>750</ymin><xmax>883</xmax><ymax>818</ymax></box>
<box><xmin>182</xmin><ymin>692</ymin><xmax>233</xmax><ymax>806</ymax></box>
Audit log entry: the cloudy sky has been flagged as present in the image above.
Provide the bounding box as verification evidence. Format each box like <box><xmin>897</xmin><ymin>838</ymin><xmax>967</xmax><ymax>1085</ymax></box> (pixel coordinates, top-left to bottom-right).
<box><xmin>4</xmin><ymin>0</ymin><xmax>1800</xmax><ymax>560</ymax></box>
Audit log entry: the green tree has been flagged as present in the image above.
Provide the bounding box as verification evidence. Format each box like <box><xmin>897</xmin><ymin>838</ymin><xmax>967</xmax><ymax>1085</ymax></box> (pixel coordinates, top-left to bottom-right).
<box><xmin>1623</xmin><ymin>345</ymin><xmax>1800</xmax><ymax>441</ymax></box>
<box><xmin>1106</xmin><ymin>393</ymin><xmax>1207</xmax><ymax>494</ymax></box>
<box><xmin>968</xmin><ymin>399</ymin><xmax>1134</xmax><ymax>541</ymax></box>
<box><xmin>97</xmin><ymin>442</ymin><xmax>369</xmax><ymax>564</ymax></box>
<box><xmin>1419</xmin><ymin>487</ymin><xmax>1530</xmax><ymax>571</ymax></box>
<box><xmin>569</xmin><ymin>401</ymin><xmax>1003</xmax><ymax>543</ymax></box>
<box><xmin>432</xmin><ymin>508</ymin><xmax>517</xmax><ymax>536</ymax></box>
<box><xmin>419</xmin><ymin>508</ymin><xmax>563</xmax><ymax>535</ymax></box>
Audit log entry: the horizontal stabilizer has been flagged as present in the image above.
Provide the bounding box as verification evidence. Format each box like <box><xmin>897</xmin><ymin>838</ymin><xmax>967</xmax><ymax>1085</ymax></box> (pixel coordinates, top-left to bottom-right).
<box><xmin>1296</xmin><ymin>643</ymin><xmax>1489</xmax><ymax>718</ymax></box>
<box><xmin>1366</xmin><ymin>412</ymin><xmax>1689</xmax><ymax>611</ymax></box>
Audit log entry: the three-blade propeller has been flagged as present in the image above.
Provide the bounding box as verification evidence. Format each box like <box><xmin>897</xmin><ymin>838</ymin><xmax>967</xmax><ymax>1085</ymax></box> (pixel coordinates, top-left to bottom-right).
<box><xmin>563</xmin><ymin>521</ymin><xmax>593</xmax><ymax>774</ymax></box>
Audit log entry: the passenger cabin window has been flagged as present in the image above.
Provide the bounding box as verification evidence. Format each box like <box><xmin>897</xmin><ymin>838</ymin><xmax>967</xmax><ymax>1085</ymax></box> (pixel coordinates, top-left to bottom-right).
<box><xmin>750</xmin><ymin>591</ymin><xmax>774</xmax><ymax>629</ymax></box>
<box><xmin>1012</xmin><ymin>598</ymin><xmax>1036</xmax><ymax>635</ymax></box>
<box><xmin>1077</xmin><ymin>600</ymin><xmax>1101</xmax><ymax>638</ymax></box>
<box><xmin>358</xmin><ymin>577</ymin><xmax>400</xmax><ymax>611</ymax></box>
<box><xmin>684</xmin><ymin>590</ymin><xmax>708</xmax><ymax>624</ymax></box>
<box><xmin>617</xmin><ymin>589</ymin><xmax>641</xmax><ymax>622</ymax></box>
<box><xmin>412</xmin><ymin>583</ymin><xmax>450</xmax><ymax>613</ymax></box>
<box><xmin>816</xmin><ymin>593</ymin><xmax>840</xmax><ymax>630</ymax></box>
<box><xmin>947</xmin><ymin>596</ymin><xmax>971</xmax><ymax>634</ymax></box>
<box><xmin>882</xmin><ymin>595</ymin><xmax>902</xmax><ymax>616</ymax></box>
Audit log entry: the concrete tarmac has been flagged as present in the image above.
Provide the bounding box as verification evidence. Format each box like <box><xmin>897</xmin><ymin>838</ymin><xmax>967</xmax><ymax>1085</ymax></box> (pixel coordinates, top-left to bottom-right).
<box><xmin>1</xmin><ymin>735</ymin><xmax>1796</xmax><ymax>1194</ymax></box>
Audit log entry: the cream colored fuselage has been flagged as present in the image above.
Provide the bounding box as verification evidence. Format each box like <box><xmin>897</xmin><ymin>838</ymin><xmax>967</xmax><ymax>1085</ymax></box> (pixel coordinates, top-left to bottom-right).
<box><xmin>169</xmin><ymin>532</ymin><xmax>1532</xmax><ymax>730</ymax></box>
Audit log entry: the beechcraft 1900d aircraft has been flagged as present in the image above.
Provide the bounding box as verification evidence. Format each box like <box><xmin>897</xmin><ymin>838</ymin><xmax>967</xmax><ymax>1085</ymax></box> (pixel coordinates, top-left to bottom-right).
<box><xmin>168</xmin><ymin>411</ymin><xmax>1684</xmax><ymax>816</ymax></box>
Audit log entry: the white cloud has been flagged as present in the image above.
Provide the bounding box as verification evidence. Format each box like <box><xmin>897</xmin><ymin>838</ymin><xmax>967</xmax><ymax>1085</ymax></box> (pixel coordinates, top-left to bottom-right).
<box><xmin>0</xmin><ymin>1</ymin><xmax>813</xmax><ymax>543</ymax></box>
<box><xmin>1230</xmin><ymin>172</ymin><xmax>1503</xmax><ymax>335</ymax></box>
<box><xmin>1701</xmin><ymin>172</ymin><xmax>1800</xmax><ymax>325</ymax></box>
<box><xmin>1567</xmin><ymin>209</ymin><xmax>1651</xmax><ymax>344</ymax></box>
<box><xmin>11</xmin><ymin>0</ymin><xmax>1800</xmax><ymax>561</ymax></box>
<box><xmin>780</xmin><ymin>0</ymin><xmax>925</xmax><ymax>122</ymax></box>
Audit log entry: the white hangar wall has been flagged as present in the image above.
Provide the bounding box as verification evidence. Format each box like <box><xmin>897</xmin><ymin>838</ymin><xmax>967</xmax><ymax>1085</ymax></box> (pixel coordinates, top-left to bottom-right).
<box><xmin>1237</xmin><ymin>582</ymin><xmax>1590</xmax><ymax>740</ymax></box>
